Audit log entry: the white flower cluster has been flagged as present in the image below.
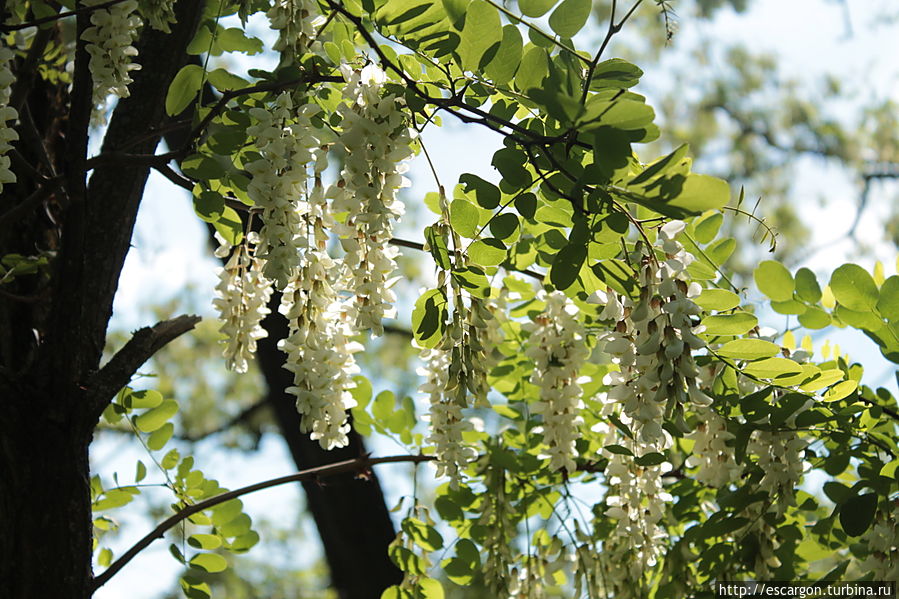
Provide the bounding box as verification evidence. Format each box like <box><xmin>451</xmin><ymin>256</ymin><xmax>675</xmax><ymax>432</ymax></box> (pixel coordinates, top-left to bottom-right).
<box><xmin>686</xmin><ymin>406</ymin><xmax>740</xmax><ymax>487</ymax></box>
<box><xmin>419</xmin><ymin>346</ymin><xmax>477</xmax><ymax>487</ymax></box>
<box><xmin>601</xmin><ymin>437</ymin><xmax>671</xmax><ymax>597</ymax></box>
<box><xmin>139</xmin><ymin>0</ymin><xmax>176</xmax><ymax>32</ymax></box>
<box><xmin>747</xmin><ymin>429</ymin><xmax>806</xmax><ymax>517</ymax></box>
<box><xmin>523</xmin><ymin>290</ymin><xmax>589</xmax><ymax>473</ymax></box>
<box><xmin>82</xmin><ymin>0</ymin><xmax>142</xmax><ymax>122</ymax></box>
<box><xmin>330</xmin><ymin>64</ymin><xmax>412</xmax><ymax>335</ymax></box>
<box><xmin>0</xmin><ymin>46</ymin><xmax>18</xmax><ymax>192</ymax></box>
<box><xmin>212</xmin><ymin>234</ymin><xmax>273</xmax><ymax>374</ymax></box>
<box><xmin>592</xmin><ymin>220</ymin><xmax>708</xmax><ymax>448</ymax></box>
<box><xmin>861</xmin><ymin>498</ymin><xmax>899</xmax><ymax>580</ymax></box>
<box><xmin>279</xmin><ymin>248</ymin><xmax>363</xmax><ymax>450</ymax></box>
<box><xmin>267</xmin><ymin>0</ymin><xmax>326</xmax><ymax>59</ymax></box>
<box><xmin>245</xmin><ymin>93</ymin><xmax>325</xmax><ymax>290</ymax></box>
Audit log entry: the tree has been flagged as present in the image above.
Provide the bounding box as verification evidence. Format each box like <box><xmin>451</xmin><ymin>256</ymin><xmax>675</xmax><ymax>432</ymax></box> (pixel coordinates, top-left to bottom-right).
<box><xmin>1</xmin><ymin>1</ymin><xmax>898</xmax><ymax>598</ymax></box>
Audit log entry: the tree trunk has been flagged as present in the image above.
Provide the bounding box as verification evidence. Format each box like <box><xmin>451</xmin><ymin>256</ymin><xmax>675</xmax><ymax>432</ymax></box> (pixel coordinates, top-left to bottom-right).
<box><xmin>0</xmin><ymin>389</ymin><xmax>93</xmax><ymax>598</ymax></box>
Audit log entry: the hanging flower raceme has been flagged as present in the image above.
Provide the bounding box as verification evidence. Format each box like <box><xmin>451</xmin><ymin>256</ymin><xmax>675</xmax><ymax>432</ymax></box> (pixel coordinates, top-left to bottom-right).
<box><xmin>601</xmin><ymin>436</ymin><xmax>671</xmax><ymax>599</ymax></box>
<box><xmin>419</xmin><ymin>344</ymin><xmax>477</xmax><ymax>487</ymax></box>
<box><xmin>212</xmin><ymin>233</ymin><xmax>273</xmax><ymax>374</ymax></box>
<box><xmin>685</xmin><ymin>406</ymin><xmax>739</xmax><ymax>487</ymax></box>
<box><xmin>330</xmin><ymin>64</ymin><xmax>413</xmax><ymax>336</ymax></box>
<box><xmin>82</xmin><ymin>0</ymin><xmax>142</xmax><ymax>123</ymax></box>
<box><xmin>245</xmin><ymin>92</ymin><xmax>325</xmax><ymax>290</ymax></box>
<box><xmin>279</xmin><ymin>247</ymin><xmax>362</xmax><ymax>450</ymax></box>
<box><xmin>267</xmin><ymin>0</ymin><xmax>327</xmax><ymax>61</ymax></box>
<box><xmin>0</xmin><ymin>45</ymin><xmax>18</xmax><ymax>192</ymax></box>
<box><xmin>593</xmin><ymin>220</ymin><xmax>708</xmax><ymax>449</ymax></box>
<box><xmin>523</xmin><ymin>290</ymin><xmax>589</xmax><ymax>474</ymax></box>
<box><xmin>747</xmin><ymin>429</ymin><xmax>806</xmax><ymax>517</ymax></box>
<box><xmin>138</xmin><ymin>0</ymin><xmax>176</xmax><ymax>32</ymax></box>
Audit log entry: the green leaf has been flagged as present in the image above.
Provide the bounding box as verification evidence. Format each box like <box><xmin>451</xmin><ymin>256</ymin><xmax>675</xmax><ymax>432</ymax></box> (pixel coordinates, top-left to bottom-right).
<box><xmin>635</xmin><ymin>452</ymin><xmax>666</xmax><ymax>466</ymax></box>
<box><xmin>418</xmin><ymin>577</ymin><xmax>445</xmax><ymax>599</ymax></box>
<box><xmin>692</xmin><ymin>211</ymin><xmax>723</xmax><ymax>244</ymax></box>
<box><xmin>207</xmin><ymin>68</ymin><xmax>248</xmax><ymax>91</ymax></box>
<box><xmin>125</xmin><ymin>389</ymin><xmax>163</xmax><ymax>409</ymax></box>
<box><xmin>485</xmin><ymin>25</ymin><xmax>523</xmax><ymax>84</ymax></box>
<box><xmin>412</xmin><ymin>289</ymin><xmax>448</xmax><ymax>348</ymax></box>
<box><xmin>135</xmin><ymin>460</ymin><xmax>147</xmax><ymax>483</ymax></box>
<box><xmin>450</xmin><ymin>198</ymin><xmax>480</xmax><ymax>238</ymax></box>
<box><xmin>134</xmin><ymin>400</ymin><xmax>179</xmax><ymax>433</ymax></box>
<box><xmin>458</xmin><ymin>1</ymin><xmax>502</xmax><ymax>71</ymax></box>
<box><xmin>589</xmin><ymin>58</ymin><xmax>642</xmax><ymax>90</ymax></box>
<box><xmin>823</xmin><ymin>380</ymin><xmax>857</xmax><ymax>402</ymax></box>
<box><xmin>717</xmin><ymin>339</ymin><xmax>781</xmax><ymax>361</ymax></box>
<box><xmin>548</xmin><ymin>0</ymin><xmax>590</xmax><ymax>37</ymax></box>
<box><xmin>490</xmin><ymin>213</ymin><xmax>520</xmax><ymax>240</ymax></box>
<box><xmin>469</xmin><ymin>238</ymin><xmax>507</xmax><ymax>266</ymax></box>
<box><xmin>694</xmin><ymin>288</ymin><xmax>740</xmax><ymax>311</ymax></box>
<box><xmin>741</xmin><ymin>357</ymin><xmax>803</xmax><ymax>379</ymax></box>
<box><xmin>794</xmin><ymin>267</ymin><xmax>822</xmax><ymax>303</ymax></box>
<box><xmin>701</xmin><ymin>311</ymin><xmax>758</xmax><ymax>336</ymax></box>
<box><xmin>190</xmin><ymin>553</ymin><xmax>228</xmax><ymax>573</ymax></box>
<box><xmin>550</xmin><ymin>243</ymin><xmax>586</xmax><ymax>291</ymax></box>
<box><xmin>212</xmin><ymin>206</ymin><xmax>244</xmax><ymax>246</ymax></box>
<box><xmin>492</xmin><ymin>148</ymin><xmax>532</xmax><ymax>188</ymax></box>
<box><xmin>753</xmin><ymin>260</ymin><xmax>795</xmax><ymax>302</ymax></box>
<box><xmin>664</xmin><ymin>173</ymin><xmax>730</xmax><ymax>217</ymax></box>
<box><xmin>460</xmin><ymin>174</ymin><xmax>500</xmax><ymax>209</ymax></box>
<box><xmin>194</xmin><ymin>190</ymin><xmax>225</xmax><ymax>223</ymax></box>
<box><xmin>402</xmin><ymin>518</ymin><xmax>444</xmax><ymax>551</ymax></box>
<box><xmin>372</xmin><ymin>390</ymin><xmax>396</xmax><ymax>423</ymax></box>
<box><xmin>515</xmin><ymin>46</ymin><xmax>549</xmax><ymax>92</ymax></box>
<box><xmin>519</xmin><ymin>0</ymin><xmax>556</xmax><ymax>17</ymax></box>
<box><xmin>188</xmin><ymin>534</ymin><xmax>223</xmax><ymax>550</ymax></box>
<box><xmin>166</xmin><ymin>64</ymin><xmax>204</xmax><ymax>117</ymax></box>
<box><xmin>147</xmin><ymin>423</ymin><xmax>174</xmax><ymax>451</ymax></box>
<box><xmin>350</xmin><ymin>376</ymin><xmax>373</xmax><ymax>410</ymax></box>
<box><xmin>877</xmin><ymin>275</ymin><xmax>899</xmax><ymax>321</ymax></box>
<box><xmin>217</xmin><ymin>27</ymin><xmax>263</xmax><ymax>54</ymax></box>
<box><xmin>604</xmin><ymin>444</ymin><xmax>633</xmax><ymax>456</ymax></box>
<box><xmin>798</xmin><ymin>307</ymin><xmax>831</xmax><ymax>329</ymax></box>
<box><xmin>98</xmin><ymin>547</ymin><xmax>113</xmax><ymax>568</ymax></box>
<box><xmin>839</xmin><ymin>493</ymin><xmax>878</xmax><ymax>536</ymax></box>
<box><xmin>830</xmin><ymin>264</ymin><xmax>879</xmax><ymax>312</ymax></box>
<box><xmin>441</xmin><ymin>0</ymin><xmax>470</xmax><ymax>26</ymax></box>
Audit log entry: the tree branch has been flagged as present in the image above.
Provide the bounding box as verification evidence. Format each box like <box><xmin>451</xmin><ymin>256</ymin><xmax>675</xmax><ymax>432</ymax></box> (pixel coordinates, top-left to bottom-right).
<box><xmin>89</xmin><ymin>453</ymin><xmax>435</xmax><ymax>592</ymax></box>
<box><xmin>0</xmin><ymin>0</ymin><xmax>133</xmax><ymax>33</ymax></box>
<box><xmin>84</xmin><ymin>314</ymin><xmax>201</xmax><ymax>425</ymax></box>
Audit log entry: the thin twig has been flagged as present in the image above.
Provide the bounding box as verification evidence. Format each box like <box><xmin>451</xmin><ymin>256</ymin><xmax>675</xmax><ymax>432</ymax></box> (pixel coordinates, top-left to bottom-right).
<box><xmin>0</xmin><ymin>0</ymin><xmax>132</xmax><ymax>32</ymax></box>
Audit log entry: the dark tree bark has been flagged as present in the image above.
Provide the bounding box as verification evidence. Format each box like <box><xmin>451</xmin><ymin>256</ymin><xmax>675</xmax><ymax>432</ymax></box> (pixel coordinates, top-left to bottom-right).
<box><xmin>0</xmin><ymin>2</ymin><xmax>203</xmax><ymax>597</ymax></box>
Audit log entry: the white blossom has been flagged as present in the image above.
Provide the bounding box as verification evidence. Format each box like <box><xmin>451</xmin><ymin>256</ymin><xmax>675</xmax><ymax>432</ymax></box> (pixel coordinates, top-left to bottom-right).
<box><xmin>748</xmin><ymin>429</ymin><xmax>806</xmax><ymax>518</ymax></box>
<box><xmin>267</xmin><ymin>0</ymin><xmax>327</xmax><ymax>60</ymax></box>
<box><xmin>419</xmin><ymin>346</ymin><xmax>477</xmax><ymax>487</ymax></box>
<box><xmin>245</xmin><ymin>93</ymin><xmax>326</xmax><ymax>289</ymax></box>
<box><xmin>601</xmin><ymin>436</ymin><xmax>670</xmax><ymax>598</ymax></box>
<box><xmin>0</xmin><ymin>46</ymin><xmax>18</xmax><ymax>192</ymax></box>
<box><xmin>686</xmin><ymin>406</ymin><xmax>739</xmax><ymax>487</ymax></box>
<box><xmin>138</xmin><ymin>0</ymin><xmax>176</xmax><ymax>32</ymax></box>
<box><xmin>212</xmin><ymin>234</ymin><xmax>273</xmax><ymax>374</ymax></box>
<box><xmin>523</xmin><ymin>291</ymin><xmax>589</xmax><ymax>474</ymax></box>
<box><xmin>82</xmin><ymin>0</ymin><xmax>142</xmax><ymax>123</ymax></box>
<box><xmin>330</xmin><ymin>64</ymin><xmax>413</xmax><ymax>335</ymax></box>
<box><xmin>279</xmin><ymin>250</ymin><xmax>362</xmax><ymax>450</ymax></box>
